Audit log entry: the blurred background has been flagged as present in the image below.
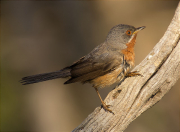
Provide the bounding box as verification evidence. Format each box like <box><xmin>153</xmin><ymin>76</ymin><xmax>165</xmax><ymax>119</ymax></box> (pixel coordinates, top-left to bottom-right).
<box><xmin>1</xmin><ymin>1</ymin><xmax>179</xmax><ymax>132</ymax></box>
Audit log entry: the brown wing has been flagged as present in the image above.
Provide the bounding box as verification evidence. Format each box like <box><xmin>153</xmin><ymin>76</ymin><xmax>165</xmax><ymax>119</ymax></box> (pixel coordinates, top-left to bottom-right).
<box><xmin>64</xmin><ymin>51</ymin><xmax>123</xmax><ymax>84</ymax></box>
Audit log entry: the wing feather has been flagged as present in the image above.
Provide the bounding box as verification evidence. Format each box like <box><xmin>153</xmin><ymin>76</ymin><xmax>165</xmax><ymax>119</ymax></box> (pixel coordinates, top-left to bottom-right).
<box><xmin>65</xmin><ymin>45</ymin><xmax>124</xmax><ymax>84</ymax></box>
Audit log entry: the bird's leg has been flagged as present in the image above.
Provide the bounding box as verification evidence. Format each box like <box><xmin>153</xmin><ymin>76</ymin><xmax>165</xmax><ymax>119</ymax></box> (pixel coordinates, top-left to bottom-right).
<box><xmin>125</xmin><ymin>71</ymin><xmax>143</xmax><ymax>77</ymax></box>
<box><xmin>94</xmin><ymin>87</ymin><xmax>113</xmax><ymax>113</ymax></box>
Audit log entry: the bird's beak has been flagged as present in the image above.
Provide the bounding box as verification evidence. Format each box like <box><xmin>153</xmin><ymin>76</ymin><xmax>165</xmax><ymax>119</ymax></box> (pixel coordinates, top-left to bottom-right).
<box><xmin>133</xmin><ymin>26</ymin><xmax>146</xmax><ymax>34</ymax></box>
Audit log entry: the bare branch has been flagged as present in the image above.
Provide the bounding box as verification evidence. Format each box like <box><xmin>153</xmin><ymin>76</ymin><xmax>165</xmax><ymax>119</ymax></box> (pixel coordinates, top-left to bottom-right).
<box><xmin>73</xmin><ymin>3</ymin><xmax>180</xmax><ymax>132</ymax></box>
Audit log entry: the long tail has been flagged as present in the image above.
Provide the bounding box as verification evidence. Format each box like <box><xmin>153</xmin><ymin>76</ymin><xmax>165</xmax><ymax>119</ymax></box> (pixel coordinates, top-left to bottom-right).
<box><xmin>20</xmin><ymin>67</ymin><xmax>71</xmax><ymax>85</ymax></box>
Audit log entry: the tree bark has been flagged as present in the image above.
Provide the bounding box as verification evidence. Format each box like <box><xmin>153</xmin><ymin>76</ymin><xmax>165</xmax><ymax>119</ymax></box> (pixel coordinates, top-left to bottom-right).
<box><xmin>73</xmin><ymin>3</ymin><xmax>180</xmax><ymax>132</ymax></box>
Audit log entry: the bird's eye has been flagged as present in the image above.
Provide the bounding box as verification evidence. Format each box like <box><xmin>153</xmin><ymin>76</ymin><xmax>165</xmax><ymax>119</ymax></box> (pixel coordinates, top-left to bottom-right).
<box><xmin>126</xmin><ymin>30</ymin><xmax>132</xmax><ymax>36</ymax></box>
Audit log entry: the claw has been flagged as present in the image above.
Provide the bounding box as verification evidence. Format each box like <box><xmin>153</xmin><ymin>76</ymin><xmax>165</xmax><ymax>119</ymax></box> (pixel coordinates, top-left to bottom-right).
<box><xmin>106</xmin><ymin>105</ymin><xmax>111</xmax><ymax>108</ymax></box>
<box><xmin>126</xmin><ymin>71</ymin><xmax>143</xmax><ymax>77</ymax></box>
<box><xmin>101</xmin><ymin>103</ymin><xmax>114</xmax><ymax>114</ymax></box>
<box><xmin>132</xmin><ymin>70</ymin><xmax>138</xmax><ymax>73</ymax></box>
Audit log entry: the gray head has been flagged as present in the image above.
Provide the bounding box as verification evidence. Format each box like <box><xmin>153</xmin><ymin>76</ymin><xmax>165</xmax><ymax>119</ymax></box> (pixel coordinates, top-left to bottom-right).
<box><xmin>105</xmin><ymin>24</ymin><xmax>145</xmax><ymax>49</ymax></box>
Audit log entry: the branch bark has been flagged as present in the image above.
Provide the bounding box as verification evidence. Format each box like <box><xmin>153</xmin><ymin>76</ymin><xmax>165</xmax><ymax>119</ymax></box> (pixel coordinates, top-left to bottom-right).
<box><xmin>73</xmin><ymin>3</ymin><xmax>180</xmax><ymax>132</ymax></box>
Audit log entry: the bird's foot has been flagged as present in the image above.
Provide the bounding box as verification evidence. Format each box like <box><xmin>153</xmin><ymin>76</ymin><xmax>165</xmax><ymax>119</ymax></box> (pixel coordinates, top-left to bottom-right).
<box><xmin>101</xmin><ymin>103</ymin><xmax>114</xmax><ymax>114</ymax></box>
<box><xmin>126</xmin><ymin>71</ymin><xmax>143</xmax><ymax>77</ymax></box>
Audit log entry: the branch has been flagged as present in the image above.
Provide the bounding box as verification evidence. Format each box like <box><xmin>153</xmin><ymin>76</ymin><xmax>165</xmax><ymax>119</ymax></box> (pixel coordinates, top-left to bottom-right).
<box><xmin>73</xmin><ymin>3</ymin><xmax>180</xmax><ymax>132</ymax></box>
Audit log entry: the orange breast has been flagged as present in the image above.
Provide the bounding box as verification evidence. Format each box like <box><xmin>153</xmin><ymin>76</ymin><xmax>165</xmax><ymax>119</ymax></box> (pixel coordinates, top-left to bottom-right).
<box><xmin>121</xmin><ymin>34</ymin><xmax>137</xmax><ymax>66</ymax></box>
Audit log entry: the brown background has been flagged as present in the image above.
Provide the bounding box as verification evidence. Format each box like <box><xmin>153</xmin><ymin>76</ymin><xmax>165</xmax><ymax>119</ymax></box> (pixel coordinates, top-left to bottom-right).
<box><xmin>1</xmin><ymin>1</ymin><xmax>179</xmax><ymax>132</ymax></box>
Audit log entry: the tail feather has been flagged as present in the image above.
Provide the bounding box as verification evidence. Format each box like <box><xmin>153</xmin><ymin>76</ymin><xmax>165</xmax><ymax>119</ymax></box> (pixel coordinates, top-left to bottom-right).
<box><xmin>21</xmin><ymin>67</ymin><xmax>71</xmax><ymax>85</ymax></box>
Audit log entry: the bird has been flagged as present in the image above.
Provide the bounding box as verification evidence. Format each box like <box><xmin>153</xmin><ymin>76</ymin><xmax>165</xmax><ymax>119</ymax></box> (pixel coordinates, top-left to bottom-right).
<box><xmin>21</xmin><ymin>24</ymin><xmax>145</xmax><ymax>113</ymax></box>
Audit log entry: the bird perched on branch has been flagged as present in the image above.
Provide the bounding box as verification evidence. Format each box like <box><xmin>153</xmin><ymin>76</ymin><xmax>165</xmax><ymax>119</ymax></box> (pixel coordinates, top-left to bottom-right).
<box><xmin>21</xmin><ymin>24</ymin><xmax>145</xmax><ymax>113</ymax></box>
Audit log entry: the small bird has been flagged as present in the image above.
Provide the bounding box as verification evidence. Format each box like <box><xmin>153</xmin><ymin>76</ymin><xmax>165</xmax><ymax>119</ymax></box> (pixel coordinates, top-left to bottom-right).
<box><xmin>21</xmin><ymin>24</ymin><xmax>145</xmax><ymax>113</ymax></box>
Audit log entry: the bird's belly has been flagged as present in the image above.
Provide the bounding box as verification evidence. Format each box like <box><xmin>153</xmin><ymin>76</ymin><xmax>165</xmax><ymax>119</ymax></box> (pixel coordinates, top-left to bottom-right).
<box><xmin>91</xmin><ymin>66</ymin><xmax>127</xmax><ymax>88</ymax></box>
